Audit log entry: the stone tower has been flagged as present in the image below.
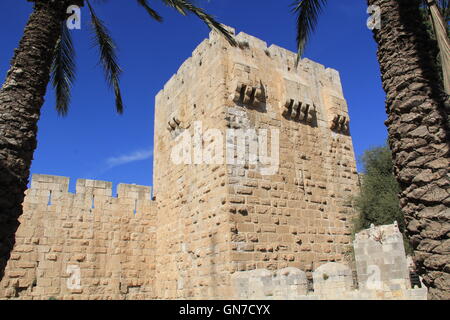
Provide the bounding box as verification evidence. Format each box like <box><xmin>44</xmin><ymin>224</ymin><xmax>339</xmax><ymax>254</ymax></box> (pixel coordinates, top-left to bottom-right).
<box><xmin>153</xmin><ymin>27</ymin><xmax>360</xmax><ymax>299</ymax></box>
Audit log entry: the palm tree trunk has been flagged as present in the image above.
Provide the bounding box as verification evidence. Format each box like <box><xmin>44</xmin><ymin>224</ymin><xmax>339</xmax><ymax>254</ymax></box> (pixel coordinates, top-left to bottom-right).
<box><xmin>367</xmin><ymin>0</ymin><xmax>450</xmax><ymax>300</ymax></box>
<box><xmin>0</xmin><ymin>1</ymin><xmax>64</xmax><ymax>280</ymax></box>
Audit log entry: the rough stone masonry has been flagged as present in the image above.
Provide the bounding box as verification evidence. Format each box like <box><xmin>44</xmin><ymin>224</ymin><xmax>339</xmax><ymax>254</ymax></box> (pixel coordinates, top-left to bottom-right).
<box><xmin>153</xmin><ymin>26</ymin><xmax>359</xmax><ymax>299</ymax></box>
<box><xmin>0</xmin><ymin>27</ymin><xmax>426</xmax><ymax>299</ymax></box>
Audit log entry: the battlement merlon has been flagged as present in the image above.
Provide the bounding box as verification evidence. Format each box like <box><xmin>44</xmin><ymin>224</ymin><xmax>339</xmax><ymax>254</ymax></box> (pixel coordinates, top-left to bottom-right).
<box><xmin>230</xmin><ymin>31</ymin><xmax>345</xmax><ymax>97</ymax></box>
<box><xmin>29</xmin><ymin>174</ymin><xmax>152</xmax><ymax>200</ymax></box>
<box><xmin>30</xmin><ymin>174</ymin><xmax>69</xmax><ymax>192</ymax></box>
<box><xmin>156</xmin><ymin>26</ymin><xmax>345</xmax><ymax>104</ymax></box>
<box><xmin>117</xmin><ymin>183</ymin><xmax>152</xmax><ymax>200</ymax></box>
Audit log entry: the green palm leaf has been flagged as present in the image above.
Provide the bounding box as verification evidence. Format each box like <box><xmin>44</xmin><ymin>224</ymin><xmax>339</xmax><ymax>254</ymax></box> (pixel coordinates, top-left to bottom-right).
<box><xmin>87</xmin><ymin>0</ymin><xmax>124</xmax><ymax>114</ymax></box>
<box><xmin>292</xmin><ymin>0</ymin><xmax>327</xmax><ymax>61</ymax></box>
<box><xmin>51</xmin><ymin>21</ymin><xmax>76</xmax><ymax>117</ymax></box>
<box><xmin>162</xmin><ymin>0</ymin><xmax>236</xmax><ymax>46</ymax></box>
<box><xmin>137</xmin><ymin>0</ymin><xmax>164</xmax><ymax>22</ymax></box>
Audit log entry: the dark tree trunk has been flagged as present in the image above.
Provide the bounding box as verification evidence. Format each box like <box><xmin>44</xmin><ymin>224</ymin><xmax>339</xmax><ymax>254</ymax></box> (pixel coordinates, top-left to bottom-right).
<box><xmin>0</xmin><ymin>1</ymin><xmax>64</xmax><ymax>280</ymax></box>
<box><xmin>368</xmin><ymin>0</ymin><xmax>450</xmax><ymax>299</ymax></box>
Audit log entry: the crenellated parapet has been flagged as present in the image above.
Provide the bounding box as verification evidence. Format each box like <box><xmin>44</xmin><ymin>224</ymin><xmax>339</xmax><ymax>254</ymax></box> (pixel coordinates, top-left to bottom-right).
<box><xmin>222</xmin><ymin>29</ymin><xmax>350</xmax><ymax>132</ymax></box>
<box><xmin>0</xmin><ymin>174</ymin><xmax>156</xmax><ymax>300</ymax></box>
<box><xmin>155</xmin><ymin>26</ymin><xmax>351</xmax><ymax>137</ymax></box>
<box><xmin>25</xmin><ymin>174</ymin><xmax>154</xmax><ymax>216</ymax></box>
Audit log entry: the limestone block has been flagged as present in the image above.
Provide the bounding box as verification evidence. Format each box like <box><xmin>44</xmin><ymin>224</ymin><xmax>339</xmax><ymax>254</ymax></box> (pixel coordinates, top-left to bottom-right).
<box><xmin>233</xmin><ymin>82</ymin><xmax>266</xmax><ymax>108</ymax></box>
<box><xmin>76</xmin><ymin>179</ymin><xmax>112</xmax><ymax>197</ymax></box>
<box><xmin>231</xmin><ymin>269</ymin><xmax>273</xmax><ymax>299</ymax></box>
<box><xmin>354</xmin><ymin>223</ymin><xmax>411</xmax><ymax>291</ymax></box>
<box><xmin>313</xmin><ymin>262</ymin><xmax>353</xmax><ymax>297</ymax></box>
<box><xmin>273</xmin><ymin>267</ymin><xmax>308</xmax><ymax>298</ymax></box>
<box><xmin>322</xmin><ymin>91</ymin><xmax>350</xmax><ymax>134</ymax></box>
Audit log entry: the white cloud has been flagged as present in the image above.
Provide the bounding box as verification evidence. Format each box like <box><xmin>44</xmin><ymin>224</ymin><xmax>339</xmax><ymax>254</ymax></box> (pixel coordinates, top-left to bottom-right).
<box><xmin>105</xmin><ymin>149</ymin><xmax>153</xmax><ymax>169</ymax></box>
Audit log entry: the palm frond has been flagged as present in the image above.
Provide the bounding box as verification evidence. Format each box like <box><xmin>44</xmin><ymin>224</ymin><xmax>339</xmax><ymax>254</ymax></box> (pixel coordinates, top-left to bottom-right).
<box><xmin>292</xmin><ymin>0</ymin><xmax>327</xmax><ymax>62</ymax></box>
<box><xmin>137</xmin><ymin>0</ymin><xmax>164</xmax><ymax>22</ymax></box>
<box><xmin>162</xmin><ymin>0</ymin><xmax>187</xmax><ymax>15</ymax></box>
<box><xmin>87</xmin><ymin>0</ymin><xmax>124</xmax><ymax>114</ymax></box>
<box><xmin>162</xmin><ymin>0</ymin><xmax>236</xmax><ymax>46</ymax></box>
<box><xmin>51</xmin><ymin>22</ymin><xmax>76</xmax><ymax>116</ymax></box>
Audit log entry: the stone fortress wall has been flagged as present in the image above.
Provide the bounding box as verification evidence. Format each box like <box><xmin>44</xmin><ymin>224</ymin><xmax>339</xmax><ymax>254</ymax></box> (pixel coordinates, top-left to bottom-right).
<box><xmin>222</xmin><ymin>28</ymin><xmax>359</xmax><ymax>275</ymax></box>
<box><xmin>0</xmin><ymin>174</ymin><xmax>156</xmax><ymax>300</ymax></box>
<box><xmin>0</xmin><ymin>27</ymin><xmax>428</xmax><ymax>300</ymax></box>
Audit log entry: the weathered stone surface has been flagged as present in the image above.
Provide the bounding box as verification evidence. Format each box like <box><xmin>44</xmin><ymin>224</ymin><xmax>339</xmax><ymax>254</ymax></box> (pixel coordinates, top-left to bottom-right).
<box><xmin>312</xmin><ymin>262</ymin><xmax>353</xmax><ymax>298</ymax></box>
<box><xmin>0</xmin><ymin>174</ymin><xmax>156</xmax><ymax>300</ymax></box>
<box><xmin>152</xmin><ymin>27</ymin><xmax>360</xmax><ymax>299</ymax></box>
<box><xmin>0</xmin><ymin>28</ymin><xmax>431</xmax><ymax>301</ymax></box>
<box><xmin>354</xmin><ymin>223</ymin><xmax>413</xmax><ymax>295</ymax></box>
<box><xmin>230</xmin><ymin>225</ymin><xmax>427</xmax><ymax>300</ymax></box>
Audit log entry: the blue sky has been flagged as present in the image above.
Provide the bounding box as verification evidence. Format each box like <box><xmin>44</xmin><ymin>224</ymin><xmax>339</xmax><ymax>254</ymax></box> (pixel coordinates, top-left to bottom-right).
<box><xmin>0</xmin><ymin>0</ymin><xmax>387</xmax><ymax>192</ymax></box>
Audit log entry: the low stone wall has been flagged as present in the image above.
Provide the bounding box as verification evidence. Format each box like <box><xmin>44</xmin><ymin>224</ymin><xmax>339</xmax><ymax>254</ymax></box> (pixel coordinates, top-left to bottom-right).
<box><xmin>231</xmin><ymin>223</ymin><xmax>428</xmax><ymax>300</ymax></box>
<box><xmin>231</xmin><ymin>264</ymin><xmax>427</xmax><ymax>300</ymax></box>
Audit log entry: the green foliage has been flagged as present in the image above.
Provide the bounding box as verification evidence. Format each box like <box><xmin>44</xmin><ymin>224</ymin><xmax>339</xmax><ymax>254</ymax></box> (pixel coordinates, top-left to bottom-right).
<box><xmin>353</xmin><ymin>145</ymin><xmax>413</xmax><ymax>254</ymax></box>
<box><xmin>51</xmin><ymin>21</ymin><xmax>76</xmax><ymax>116</ymax></box>
<box><xmin>353</xmin><ymin>145</ymin><xmax>404</xmax><ymax>233</ymax></box>
<box><xmin>87</xmin><ymin>1</ymin><xmax>124</xmax><ymax>114</ymax></box>
<box><xmin>50</xmin><ymin>0</ymin><xmax>235</xmax><ymax>116</ymax></box>
<box><xmin>292</xmin><ymin>0</ymin><xmax>327</xmax><ymax>60</ymax></box>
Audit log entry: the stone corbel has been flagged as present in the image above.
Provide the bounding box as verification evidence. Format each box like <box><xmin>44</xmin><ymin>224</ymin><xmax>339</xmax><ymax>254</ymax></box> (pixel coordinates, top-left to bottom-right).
<box><xmin>282</xmin><ymin>99</ymin><xmax>294</xmax><ymax>118</ymax></box>
<box><xmin>330</xmin><ymin>114</ymin><xmax>349</xmax><ymax>133</ymax></box>
<box><xmin>167</xmin><ymin>116</ymin><xmax>181</xmax><ymax>132</ymax></box>
<box><xmin>283</xmin><ymin>99</ymin><xmax>316</xmax><ymax>124</ymax></box>
<box><xmin>234</xmin><ymin>83</ymin><xmax>265</xmax><ymax>108</ymax></box>
<box><xmin>291</xmin><ymin>101</ymin><xmax>300</xmax><ymax>119</ymax></box>
<box><xmin>306</xmin><ymin>104</ymin><xmax>316</xmax><ymax>123</ymax></box>
<box><xmin>298</xmin><ymin>103</ymin><xmax>308</xmax><ymax>121</ymax></box>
